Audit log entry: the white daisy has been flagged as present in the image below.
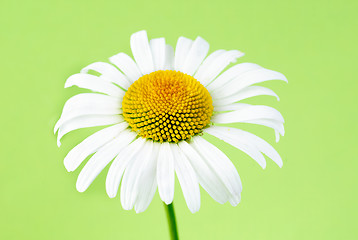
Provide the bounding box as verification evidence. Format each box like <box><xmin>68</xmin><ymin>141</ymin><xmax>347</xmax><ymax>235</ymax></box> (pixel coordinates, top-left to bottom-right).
<box><xmin>54</xmin><ymin>30</ymin><xmax>287</xmax><ymax>214</ymax></box>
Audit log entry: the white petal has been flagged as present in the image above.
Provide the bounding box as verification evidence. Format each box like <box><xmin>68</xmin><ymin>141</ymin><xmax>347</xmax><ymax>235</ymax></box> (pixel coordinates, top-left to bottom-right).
<box><xmin>106</xmin><ymin>138</ymin><xmax>146</xmax><ymax>198</ymax></box>
<box><xmin>76</xmin><ymin>130</ymin><xmax>136</xmax><ymax>192</ymax></box>
<box><xmin>174</xmin><ymin>37</ymin><xmax>193</xmax><ymax>71</ymax></box>
<box><xmin>204</xmin><ymin>126</ymin><xmax>266</xmax><ymax>169</ymax></box>
<box><xmin>213</xmin><ymin>105</ymin><xmax>285</xmax><ymax>137</ymax></box>
<box><xmin>195</xmin><ymin>50</ymin><xmax>244</xmax><ymax>86</ymax></box>
<box><xmin>193</xmin><ymin>50</ymin><xmax>224</xmax><ymax>82</ymax></box>
<box><xmin>171</xmin><ymin>144</ymin><xmax>200</xmax><ymax>213</ymax></box>
<box><xmin>164</xmin><ymin>44</ymin><xmax>175</xmax><ymax>70</ymax></box>
<box><xmin>65</xmin><ymin>73</ymin><xmax>124</xmax><ymax>97</ymax></box>
<box><xmin>211</xmin><ymin>105</ymin><xmax>284</xmax><ymax>124</ymax></box>
<box><xmin>157</xmin><ymin>142</ymin><xmax>175</xmax><ymax>204</ymax></box>
<box><xmin>275</xmin><ymin>130</ymin><xmax>280</xmax><ymax>143</ymax></box>
<box><xmin>109</xmin><ymin>52</ymin><xmax>142</xmax><ymax>83</ymax></box>
<box><xmin>206</xmin><ymin>63</ymin><xmax>262</xmax><ymax>91</ymax></box>
<box><xmin>178</xmin><ymin>141</ymin><xmax>230</xmax><ymax>204</ymax></box>
<box><xmin>213</xmin><ymin>86</ymin><xmax>279</xmax><ymax>106</ymax></box>
<box><xmin>242</xmin><ymin>119</ymin><xmax>285</xmax><ymax>136</ymax></box>
<box><xmin>181</xmin><ymin>36</ymin><xmax>209</xmax><ymax>75</ymax></box>
<box><xmin>211</xmin><ymin>127</ymin><xmax>283</xmax><ymax>167</ymax></box>
<box><xmin>81</xmin><ymin>62</ymin><xmax>131</xmax><ymax>89</ymax></box>
<box><xmin>54</xmin><ymin>93</ymin><xmax>121</xmax><ymax>133</ymax></box>
<box><xmin>214</xmin><ymin>103</ymin><xmax>251</xmax><ymax>112</ymax></box>
<box><xmin>191</xmin><ymin>137</ymin><xmax>242</xmax><ymax>205</ymax></box>
<box><xmin>121</xmin><ymin>141</ymin><xmax>154</xmax><ymax>210</ymax></box>
<box><xmin>213</xmin><ymin>68</ymin><xmax>287</xmax><ymax>99</ymax></box>
<box><xmin>64</xmin><ymin>122</ymin><xmax>128</xmax><ymax>172</ymax></box>
<box><xmin>178</xmin><ymin>141</ymin><xmax>231</xmax><ymax>204</ymax></box>
<box><xmin>130</xmin><ymin>30</ymin><xmax>154</xmax><ymax>75</ymax></box>
<box><xmin>134</xmin><ymin>142</ymin><xmax>160</xmax><ymax>213</ymax></box>
<box><xmin>150</xmin><ymin>38</ymin><xmax>166</xmax><ymax>70</ymax></box>
<box><xmin>57</xmin><ymin>115</ymin><xmax>123</xmax><ymax>147</ymax></box>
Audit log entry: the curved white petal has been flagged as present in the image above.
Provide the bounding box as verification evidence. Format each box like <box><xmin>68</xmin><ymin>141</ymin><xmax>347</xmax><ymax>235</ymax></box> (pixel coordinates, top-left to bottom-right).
<box><xmin>171</xmin><ymin>144</ymin><xmax>200</xmax><ymax>213</ymax></box>
<box><xmin>157</xmin><ymin>142</ymin><xmax>175</xmax><ymax>204</ymax></box>
<box><xmin>54</xmin><ymin>93</ymin><xmax>121</xmax><ymax>133</ymax></box>
<box><xmin>134</xmin><ymin>142</ymin><xmax>160</xmax><ymax>213</ymax></box>
<box><xmin>64</xmin><ymin>122</ymin><xmax>128</xmax><ymax>172</ymax></box>
<box><xmin>174</xmin><ymin>37</ymin><xmax>193</xmax><ymax>71</ymax></box>
<box><xmin>275</xmin><ymin>130</ymin><xmax>280</xmax><ymax>143</ymax></box>
<box><xmin>65</xmin><ymin>73</ymin><xmax>124</xmax><ymax>97</ymax></box>
<box><xmin>121</xmin><ymin>141</ymin><xmax>154</xmax><ymax>210</ymax></box>
<box><xmin>109</xmin><ymin>52</ymin><xmax>142</xmax><ymax>83</ymax></box>
<box><xmin>81</xmin><ymin>62</ymin><xmax>131</xmax><ymax>89</ymax></box>
<box><xmin>130</xmin><ymin>30</ymin><xmax>154</xmax><ymax>75</ymax></box>
<box><xmin>57</xmin><ymin>115</ymin><xmax>123</xmax><ymax>147</ymax></box>
<box><xmin>76</xmin><ymin>130</ymin><xmax>136</xmax><ymax>192</ymax></box>
<box><xmin>211</xmin><ymin>105</ymin><xmax>284</xmax><ymax>124</ymax></box>
<box><xmin>204</xmin><ymin>126</ymin><xmax>266</xmax><ymax>169</ymax></box>
<box><xmin>181</xmin><ymin>36</ymin><xmax>209</xmax><ymax>75</ymax></box>
<box><xmin>195</xmin><ymin>50</ymin><xmax>244</xmax><ymax>86</ymax></box>
<box><xmin>242</xmin><ymin>119</ymin><xmax>285</xmax><ymax>136</ymax></box>
<box><xmin>206</xmin><ymin>63</ymin><xmax>262</xmax><ymax>91</ymax></box>
<box><xmin>164</xmin><ymin>44</ymin><xmax>174</xmax><ymax>70</ymax></box>
<box><xmin>193</xmin><ymin>50</ymin><xmax>224</xmax><ymax>83</ymax></box>
<box><xmin>191</xmin><ymin>137</ymin><xmax>242</xmax><ymax>206</ymax></box>
<box><xmin>214</xmin><ymin>103</ymin><xmax>251</xmax><ymax>112</ymax></box>
<box><xmin>213</xmin><ymin>104</ymin><xmax>285</xmax><ymax>137</ymax></box>
<box><xmin>206</xmin><ymin>126</ymin><xmax>283</xmax><ymax>167</ymax></box>
<box><xmin>106</xmin><ymin>138</ymin><xmax>146</xmax><ymax>198</ymax></box>
<box><xmin>213</xmin><ymin>68</ymin><xmax>287</xmax><ymax>99</ymax></box>
<box><xmin>150</xmin><ymin>38</ymin><xmax>166</xmax><ymax>71</ymax></box>
<box><xmin>213</xmin><ymin>86</ymin><xmax>279</xmax><ymax>106</ymax></box>
<box><xmin>228</xmin><ymin>86</ymin><xmax>279</xmax><ymax>101</ymax></box>
<box><xmin>178</xmin><ymin>141</ymin><xmax>230</xmax><ymax>204</ymax></box>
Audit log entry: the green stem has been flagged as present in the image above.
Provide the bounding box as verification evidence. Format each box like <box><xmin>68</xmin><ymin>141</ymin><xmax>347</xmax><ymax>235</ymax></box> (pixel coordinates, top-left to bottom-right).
<box><xmin>164</xmin><ymin>202</ymin><xmax>179</xmax><ymax>240</ymax></box>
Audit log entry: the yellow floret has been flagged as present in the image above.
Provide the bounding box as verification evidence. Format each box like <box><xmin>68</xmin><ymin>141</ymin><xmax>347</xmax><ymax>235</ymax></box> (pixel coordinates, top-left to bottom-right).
<box><xmin>122</xmin><ymin>70</ymin><xmax>213</xmax><ymax>142</ymax></box>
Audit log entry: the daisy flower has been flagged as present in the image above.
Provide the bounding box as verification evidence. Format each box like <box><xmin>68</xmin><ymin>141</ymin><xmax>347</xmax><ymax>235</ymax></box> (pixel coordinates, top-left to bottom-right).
<box><xmin>54</xmin><ymin>30</ymin><xmax>286</xmax><ymax>214</ymax></box>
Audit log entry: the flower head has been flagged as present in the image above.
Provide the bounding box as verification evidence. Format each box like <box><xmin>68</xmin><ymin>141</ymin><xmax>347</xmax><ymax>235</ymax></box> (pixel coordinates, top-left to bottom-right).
<box><xmin>54</xmin><ymin>30</ymin><xmax>287</xmax><ymax>213</ymax></box>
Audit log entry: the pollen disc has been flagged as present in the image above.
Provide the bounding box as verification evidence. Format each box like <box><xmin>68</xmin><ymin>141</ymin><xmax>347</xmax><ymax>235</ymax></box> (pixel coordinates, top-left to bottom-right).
<box><xmin>122</xmin><ymin>70</ymin><xmax>213</xmax><ymax>142</ymax></box>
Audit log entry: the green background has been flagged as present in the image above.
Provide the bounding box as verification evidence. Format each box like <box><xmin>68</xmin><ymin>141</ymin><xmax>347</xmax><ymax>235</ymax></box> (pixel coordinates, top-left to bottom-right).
<box><xmin>1</xmin><ymin>0</ymin><xmax>357</xmax><ymax>239</ymax></box>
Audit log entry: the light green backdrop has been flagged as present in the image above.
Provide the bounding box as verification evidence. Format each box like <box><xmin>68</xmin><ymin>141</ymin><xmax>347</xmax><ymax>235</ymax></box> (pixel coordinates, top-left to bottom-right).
<box><xmin>1</xmin><ymin>0</ymin><xmax>357</xmax><ymax>239</ymax></box>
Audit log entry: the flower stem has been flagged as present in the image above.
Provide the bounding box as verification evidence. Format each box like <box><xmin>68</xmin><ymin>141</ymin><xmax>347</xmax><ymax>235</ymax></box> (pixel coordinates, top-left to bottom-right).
<box><xmin>164</xmin><ymin>202</ymin><xmax>179</xmax><ymax>240</ymax></box>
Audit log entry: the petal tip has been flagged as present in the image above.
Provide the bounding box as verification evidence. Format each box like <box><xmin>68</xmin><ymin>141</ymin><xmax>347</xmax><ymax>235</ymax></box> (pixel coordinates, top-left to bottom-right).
<box><xmin>131</xmin><ymin>30</ymin><xmax>147</xmax><ymax>39</ymax></box>
<box><xmin>63</xmin><ymin>162</ymin><xmax>74</xmax><ymax>172</ymax></box>
<box><xmin>229</xmin><ymin>195</ymin><xmax>241</xmax><ymax>206</ymax></box>
<box><xmin>281</xmin><ymin>74</ymin><xmax>288</xmax><ymax>83</ymax></box>
<box><xmin>76</xmin><ymin>185</ymin><xmax>86</xmax><ymax>193</ymax></box>
<box><xmin>107</xmin><ymin>193</ymin><xmax>116</xmax><ymax>199</ymax></box>
<box><xmin>54</xmin><ymin>120</ymin><xmax>61</xmax><ymax>134</ymax></box>
<box><xmin>189</xmin><ymin>206</ymin><xmax>200</xmax><ymax>214</ymax></box>
<box><xmin>64</xmin><ymin>81</ymin><xmax>73</xmax><ymax>88</ymax></box>
<box><xmin>134</xmin><ymin>206</ymin><xmax>146</xmax><ymax>214</ymax></box>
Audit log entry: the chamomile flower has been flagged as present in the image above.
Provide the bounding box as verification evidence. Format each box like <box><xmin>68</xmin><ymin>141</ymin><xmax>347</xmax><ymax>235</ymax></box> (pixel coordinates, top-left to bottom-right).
<box><xmin>54</xmin><ymin>30</ymin><xmax>286</xmax><ymax>213</ymax></box>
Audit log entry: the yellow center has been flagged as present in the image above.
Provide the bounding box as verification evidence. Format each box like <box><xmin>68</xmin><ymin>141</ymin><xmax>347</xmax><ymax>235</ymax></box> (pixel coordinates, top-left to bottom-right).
<box><xmin>122</xmin><ymin>70</ymin><xmax>213</xmax><ymax>143</ymax></box>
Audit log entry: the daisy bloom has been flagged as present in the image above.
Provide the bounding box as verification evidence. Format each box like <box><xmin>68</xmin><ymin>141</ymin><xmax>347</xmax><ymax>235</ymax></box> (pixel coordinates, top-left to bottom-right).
<box><xmin>54</xmin><ymin>30</ymin><xmax>286</xmax><ymax>214</ymax></box>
